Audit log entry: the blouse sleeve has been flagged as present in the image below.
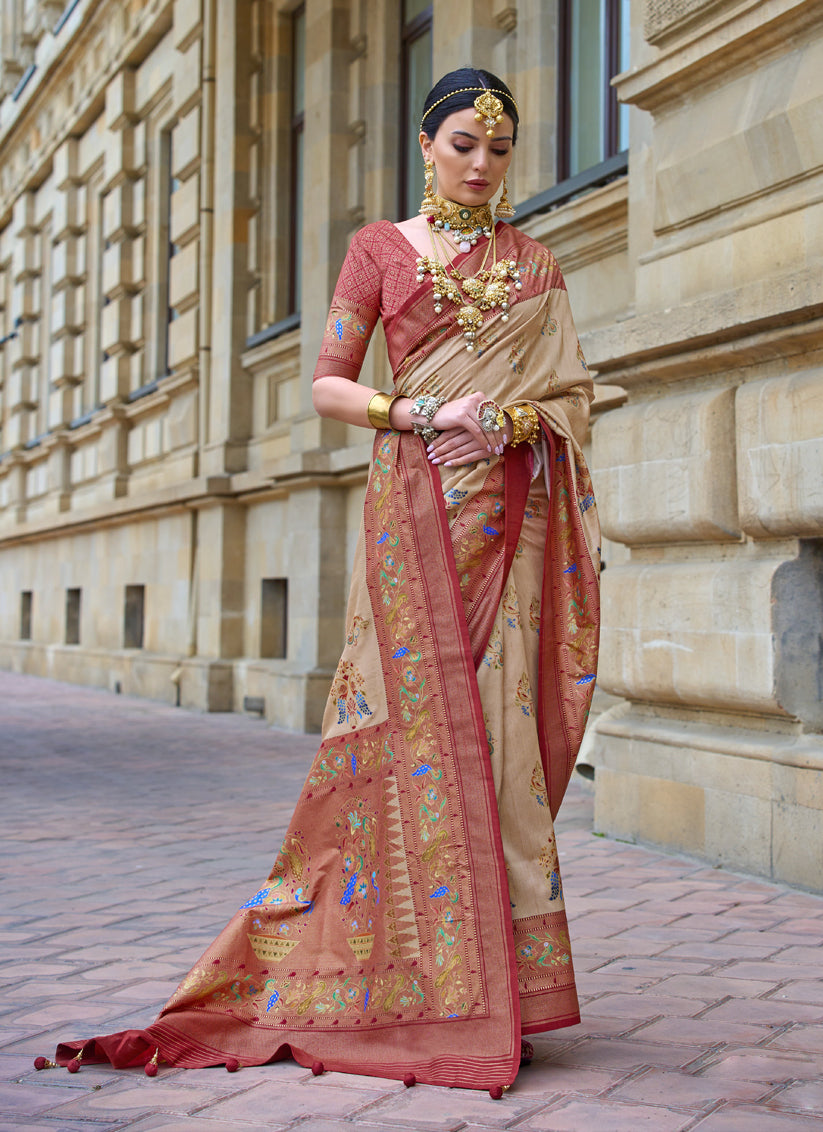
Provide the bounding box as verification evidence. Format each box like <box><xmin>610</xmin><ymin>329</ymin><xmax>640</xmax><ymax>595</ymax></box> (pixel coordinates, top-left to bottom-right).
<box><xmin>313</xmin><ymin>226</ymin><xmax>383</xmax><ymax>382</ymax></box>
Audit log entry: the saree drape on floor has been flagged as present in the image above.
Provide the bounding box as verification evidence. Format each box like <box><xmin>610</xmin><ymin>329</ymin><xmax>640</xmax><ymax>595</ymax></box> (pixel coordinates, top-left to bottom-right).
<box><xmin>56</xmin><ymin>221</ymin><xmax>600</xmax><ymax>1092</ymax></box>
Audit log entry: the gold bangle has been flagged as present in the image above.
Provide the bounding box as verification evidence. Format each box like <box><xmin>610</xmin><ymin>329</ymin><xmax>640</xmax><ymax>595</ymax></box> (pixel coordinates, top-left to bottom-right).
<box><xmin>367</xmin><ymin>391</ymin><xmax>399</xmax><ymax>430</ymax></box>
<box><xmin>505</xmin><ymin>403</ymin><xmax>540</xmax><ymax>447</ymax></box>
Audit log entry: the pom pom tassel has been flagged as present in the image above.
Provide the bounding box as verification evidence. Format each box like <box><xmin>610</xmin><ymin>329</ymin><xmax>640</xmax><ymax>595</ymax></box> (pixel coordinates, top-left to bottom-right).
<box><xmin>144</xmin><ymin>1049</ymin><xmax>160</xmax><ymax>1077</ymax></box>
<box><xmin>489</xmin><ymin>1084</ymin><xmax>504</xmax><ymax>1100</ymax></box>
<box><xmin>225</xmin><ymin>1058</ymin><xmax>240</xmax><ymax>1073</ymax></box>
<box><xmin>311</xmin><ymin>1061</ymin><xmax>324</xmax><ymax>1076</ymax></box>
<box><xmin>403</xmin><ymin>1073</ymin><xmax>416</xmax><ymax>1088</ymax></box>
<box><xmin>33</xmin><ymin>1057</ymin><xmax>57</xmax><ymax>1070</ymax></box>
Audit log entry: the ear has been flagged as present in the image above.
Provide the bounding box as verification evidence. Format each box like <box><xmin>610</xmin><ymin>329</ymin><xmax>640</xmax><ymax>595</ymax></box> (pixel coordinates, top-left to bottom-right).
<box><xmin>419</xmin><ymin>130</ymin><xmax>433</xmax><ymax>162</ymax></box>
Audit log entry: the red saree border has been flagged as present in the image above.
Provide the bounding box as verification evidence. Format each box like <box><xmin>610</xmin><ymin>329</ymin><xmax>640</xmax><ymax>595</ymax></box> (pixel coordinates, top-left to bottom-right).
<box><xmin>537</xmin><ymin>425</ymin><xmax>600</xmax><ymax>820</ymax></box>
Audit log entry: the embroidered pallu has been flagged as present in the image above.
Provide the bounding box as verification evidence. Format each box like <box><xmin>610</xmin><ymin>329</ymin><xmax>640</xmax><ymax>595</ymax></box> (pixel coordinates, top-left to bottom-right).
<box><xmin>56</xmin><ymin>220</ymin><xmax>600</xmax><ymax>1091</ymax></box>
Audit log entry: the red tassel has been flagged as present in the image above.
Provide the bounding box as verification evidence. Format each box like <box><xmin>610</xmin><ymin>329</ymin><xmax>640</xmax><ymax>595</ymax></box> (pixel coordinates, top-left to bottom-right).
<box><xmin>311</xmin><ymin>1061</ymin><xmax>324</xmax><ymax>1076</ymax></box>
<box><xmin>489</xmin><ymin>1084</ymin><xmax>504</xmax><ymax>1100</ymax></box>
<box><xmin>33</xmin><ymin>1056</ymin><xmax>55</xmax><ymax>1070</ymax></box>
<box><xmin>403</xmin><ymin>1072</ymin><xmax>416</xmax><ymax>1088</ymax></box>
<box><xmin>225</xmin><ymin>1058</ymin><xmax>240</xmax><ymax>1073</ymax></box>
<box><xmin>144</xmin><ymin>1048</ymin><xmax>160</xmax><ymax>1077</ymax></box>
<box><xmin>67</xmin><ymin>1059</ymin><xmax>81</xmax><ymax>1074</ymax></box>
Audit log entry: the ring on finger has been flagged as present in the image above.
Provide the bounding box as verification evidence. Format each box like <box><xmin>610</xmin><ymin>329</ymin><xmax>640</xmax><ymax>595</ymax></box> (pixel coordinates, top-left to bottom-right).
<box><xmin>477</xmin><ymin>399</ymin><xmax>506</xmax><ymax>433</ymax></box>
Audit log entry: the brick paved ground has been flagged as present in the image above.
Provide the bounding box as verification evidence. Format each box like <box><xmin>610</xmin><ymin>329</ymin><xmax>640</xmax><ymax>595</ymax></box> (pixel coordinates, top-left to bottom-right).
<box><xmin>2</xmin><ymin>670</ymin><xmax>822</xmax><ymax>1131</ymax></box>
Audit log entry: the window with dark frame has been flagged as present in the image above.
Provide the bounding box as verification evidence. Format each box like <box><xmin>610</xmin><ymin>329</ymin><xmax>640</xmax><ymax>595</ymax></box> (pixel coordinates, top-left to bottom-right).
<box><xmin>20</xmin><ymin>591</ymin><xmax>32</xmax><ymax>641</ymax></box>
<box><xmin>399</xmin><ymin>2</ymin><xmax>433</xmax><ymax>220</ymax></box>
<box><xmin>288</xmin><ymin>4</ymin><xmax>306</xmax><ymax>315</ymax></box>
<box><xmin>557</xmin><ymin>0</ymin><xmax>630</xmax><ymax>184</ymax></box>
<box><xmin>260</xmin><ymin>578</ymin><xmax>288</xmax><ymax>659</ymax></box>
<box><xmin>160</xmin><ymin>128</ymin><xmax>179</xmax><ymax>380</ymax></box>
<box><xmin>124</xmin><ymin>584</ymin><xmax>145</xmax><ymax>649</ymax></box>
<box><xmin>65</xmin><ymin>587</ymin><xmax>81</xmax><ymax>646</ymax></box>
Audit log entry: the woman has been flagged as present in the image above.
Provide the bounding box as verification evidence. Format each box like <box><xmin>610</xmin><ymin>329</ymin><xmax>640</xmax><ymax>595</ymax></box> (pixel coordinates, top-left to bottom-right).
<box><xmin>49</xmin><ymin>68</ymin><xmax>600</xmax><ymax>1096</ymax></box>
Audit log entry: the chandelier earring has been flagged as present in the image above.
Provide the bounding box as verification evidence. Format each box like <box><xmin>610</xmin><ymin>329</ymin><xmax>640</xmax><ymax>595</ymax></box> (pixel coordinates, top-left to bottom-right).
<box><xmin>495</xmin><ymin>173</ymin><xmax>515</xmax><ymax>220</ymax></box>
<box><xmin>419</xmin><ymin>158</ymin><xmax>439</xmax><ymax>218</ymax></box>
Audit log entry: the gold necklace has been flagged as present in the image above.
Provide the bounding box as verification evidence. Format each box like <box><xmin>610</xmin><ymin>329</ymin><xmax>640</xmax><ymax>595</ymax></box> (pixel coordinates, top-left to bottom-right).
<box><xmin>420</xmin><ymin>194</ymin><xmax>494</xmax><ymax>253</ymax></box>
<box><xmin>416</xmin><ymin>223</ymin><xmax>523</xmax><ymax>352</ymax></box>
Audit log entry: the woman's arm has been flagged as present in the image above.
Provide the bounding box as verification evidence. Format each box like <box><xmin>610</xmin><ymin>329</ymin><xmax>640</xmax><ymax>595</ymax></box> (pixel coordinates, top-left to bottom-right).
<box><xmin>312</xmin><ymin>376</ymin><xmax>508</xmax><ymax>463</ymax></box>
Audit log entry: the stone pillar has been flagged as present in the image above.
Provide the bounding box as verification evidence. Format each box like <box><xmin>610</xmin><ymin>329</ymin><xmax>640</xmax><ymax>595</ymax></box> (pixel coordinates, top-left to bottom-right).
<box><xmin>586</xmin><ymin>0</ymin><xmax>823</xmax><ymax>891</ymax></box>
<box><xmin>48</xmin><ymin>139</ymin><xmax>85</xmax><ymax>432</ymax></box>
<box><xmin>100</xmin><ymin>68</ymin><xmax>145</xmax><ymax>405</ymax></box>
<box><xmin>202</xmin><ymin>0</ymin><xmax>252</xmax><ymax>476</ymax></box>
<box><xmin>5</xmin><ymin>191</ymin><xmax>39</xmax><ymax>452</ymax></box>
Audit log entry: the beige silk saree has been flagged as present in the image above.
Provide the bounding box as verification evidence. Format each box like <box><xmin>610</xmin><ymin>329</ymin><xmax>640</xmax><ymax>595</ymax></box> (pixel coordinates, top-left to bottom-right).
<box><xmin>56</xmin><ymin>221</ymin><xmax>600</xmax><ymax>1093</ymax></box>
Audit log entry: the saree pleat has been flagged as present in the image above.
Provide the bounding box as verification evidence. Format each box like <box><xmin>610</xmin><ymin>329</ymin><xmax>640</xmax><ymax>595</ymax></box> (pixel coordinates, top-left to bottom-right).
<box><xmin>56</xmin><ymin>220</ymin><xmax>599</xmax><ymax>1090</ymax></box>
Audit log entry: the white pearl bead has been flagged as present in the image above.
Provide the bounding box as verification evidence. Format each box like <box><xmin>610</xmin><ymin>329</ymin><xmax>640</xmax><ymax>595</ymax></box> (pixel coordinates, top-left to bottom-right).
<box><xmin>501</xmin><ymin>314</ymin><xmax>509</xmax><ymax>322</ymax></box>
<box><xmin>434</xmin><ymin>305</ymin><xmax>442</xmax><ymax>314</ymax></box>
<box><xmin>515</xmin><ymin>282</ymin><xmax>522</xmax><ymax>290</ymax></box>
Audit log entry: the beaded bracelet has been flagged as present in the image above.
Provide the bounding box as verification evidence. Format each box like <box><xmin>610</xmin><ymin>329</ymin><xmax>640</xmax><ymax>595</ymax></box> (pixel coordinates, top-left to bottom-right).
<box><xmin>410</xmin><ymin>392</ymin><xmax>445</xmax><ymax>444</ymax></box>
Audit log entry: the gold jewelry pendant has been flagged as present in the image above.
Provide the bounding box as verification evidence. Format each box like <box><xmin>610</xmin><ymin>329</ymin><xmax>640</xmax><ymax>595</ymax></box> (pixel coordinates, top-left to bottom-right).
<box><xmin>419</xmin><ymin>159</ymin><xmax>439</xmax><ymax>218</ymax></box>
<box><xmin>495</xmin><ymin>173</ymin><xmax>515</xmax><ymax>219</ymax></box>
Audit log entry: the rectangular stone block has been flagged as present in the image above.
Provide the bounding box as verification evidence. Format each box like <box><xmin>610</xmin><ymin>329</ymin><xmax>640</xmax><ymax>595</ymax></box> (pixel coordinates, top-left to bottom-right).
<box><xmin>173</xmin><ymin>34</ymin><xmax>202</xmax><ymax>114</ymax></box>
<box><xmin>102</xmin><ymin>237</ymin><xmax>144</xmax><ymax>296</ymax></box>
<box><xmin>51</xmin><ymin>236</ymin><xmax>86</xmax><ymax>288</ymax></box>
<box><xmin>101</xmin><ymin>296</ymin><xmax>136</xmax><ymax>352</ymax></box>
<box><xmin>594</xmin><ymin>765</ymin><xmax>706</xmax><ymax>855</ymax></box>
<box><xmin>168</xmin><ymin>306</ymin><xmax>198</xmax><ymax>370</ymax></box>
<box><xmin>599</xmin><ymin>557</ymin><xmax>785</xmax><ymax>713</ymax></box>
<box><xmin>736</xmin><ymin>370</ymin><xmax>823</xmax><ymax>537</ymax></box>
<box><xmin>169</xmin><ymin>238</ymin><xmax>199</xmax><ymax>311</ymax></box>
<box><xmin>773</xmin><ymin>797</ymin><xmax>823</xmax><ymax>891</ymax></box>
<box><xmin>591</xmin><ymin>387</ymin><xmax>739</xmax><ymax>544</ymax></box>
<box><xmin>172</xmin><ymin>105</ymin><xmax>201</xmax><ymax>183</ymax></box>
<box><xmin>170</xmin><ymin>173</ymin><xmax>200</xmax><ymax>247</ymax></box>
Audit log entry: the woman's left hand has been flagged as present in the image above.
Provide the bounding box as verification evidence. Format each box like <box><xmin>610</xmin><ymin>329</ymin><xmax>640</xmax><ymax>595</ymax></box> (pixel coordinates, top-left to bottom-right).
<box><xmin>427</xmin><ymin>418</ymin><xmax>511</xmax><ymax>466</ymax></box>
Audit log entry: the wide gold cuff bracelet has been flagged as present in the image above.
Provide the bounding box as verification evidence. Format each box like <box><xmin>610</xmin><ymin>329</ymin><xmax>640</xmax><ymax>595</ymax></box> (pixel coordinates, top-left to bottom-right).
<box><xmin>367</xmin><ymin>391</ymin><xmax>399</xmax><ymax>430</ymax></box>
<box><xmin>506</xmin><ymin>403</ymin><xmax>540</xmax><ymax>447</ymax></box>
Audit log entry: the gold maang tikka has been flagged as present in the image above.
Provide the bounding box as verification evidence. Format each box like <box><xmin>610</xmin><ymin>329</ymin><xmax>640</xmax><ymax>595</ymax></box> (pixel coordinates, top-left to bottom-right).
<box><xmin>473</xmin><ymin>90</ymin><xmax>505</xmax><ymax>137</ymax></box>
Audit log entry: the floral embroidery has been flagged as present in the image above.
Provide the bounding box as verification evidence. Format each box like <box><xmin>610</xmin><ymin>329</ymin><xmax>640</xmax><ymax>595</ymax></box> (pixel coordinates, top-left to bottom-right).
<box><xmin>576</xmin><ymin>339</ymin><xmax>588</xmax><ymax>371</ymax></box>
<box><xmin>502</xmin><ymin>584</ymin><xmax>520</xmax><ymax>629</ymax></box>
<box><xmin>346</xmin><ymin>614</ymin><xmax>371</xmax><ymax>646</ymax></box>
<box><xmin>329</xmin><ymin>660</ymin><xmax>373</xmax><ymax>727</ymax></box>
<box><xmin>325</xmin><ymin>307</ymin><xmax>371</xmax><ymax>347</ymax></box>
<box><xmin>481</xmin><ymin>624</ymin><xmax>503</xmax><ymax>669</ymax></box>
<box><xmin>515</xmin><ymin>672</ymin><xmax>534</xmax><ymax>717</ymax></box>
<box><xmin>508</xmin><ymin>333</ymin><xmax>526</xmax><ymax>374</ymax></box>
<box><xmin>444</xmin><ymin>487</ymin><xmax>468</xmax><ymax>508</ymax></box>
<box><xmin>529</xmin><ymin>762</ymin><xmax>547</xmax><ymax>807</ymax></box>
<box><xmin>528</xmin><ymin>596</ymin><xmax>541</xmax><ymax>635</ymax></box>
<box><xmin>538</xmin><ymin>835</ymin><xmax>562</xmax><ymax>900</ymax></box>
<box><xmin>515</xmin><ymin>927</ymin><xmax>572</xmax><ymax>974</ymax></box>
<box><xmin>541</xmin><ymin>309</ymin><xmax>558</xmax><ymax>335</ymax></box>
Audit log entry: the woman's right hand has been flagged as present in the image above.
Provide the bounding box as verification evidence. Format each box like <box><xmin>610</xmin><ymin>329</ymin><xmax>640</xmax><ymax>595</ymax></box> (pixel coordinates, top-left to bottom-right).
<box><xmin>426</xmin><ymin>393</ymin><xmax>509</xmax><ymax>465</ymax></box>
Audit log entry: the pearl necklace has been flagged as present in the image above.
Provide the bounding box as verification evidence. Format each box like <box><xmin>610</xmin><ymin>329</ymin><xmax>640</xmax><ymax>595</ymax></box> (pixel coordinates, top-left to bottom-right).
<box><xmin>416</xmin><ymin>224</ymin><xmax>523</xmax><ymax>352</ymax></box>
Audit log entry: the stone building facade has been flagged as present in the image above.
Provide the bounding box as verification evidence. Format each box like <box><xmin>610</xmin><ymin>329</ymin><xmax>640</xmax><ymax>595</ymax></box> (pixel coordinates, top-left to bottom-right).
<box><xmin>0</xmin><ymin>0</ymin><xmax>821</xmax><ymax>890</ymax></box>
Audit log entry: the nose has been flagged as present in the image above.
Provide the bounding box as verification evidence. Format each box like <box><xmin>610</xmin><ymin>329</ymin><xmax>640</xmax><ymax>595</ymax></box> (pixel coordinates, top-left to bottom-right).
<box><xmin>472</xmin><ymin>148</ymin><xmax>489</xmax><ymax>174</ymax></box>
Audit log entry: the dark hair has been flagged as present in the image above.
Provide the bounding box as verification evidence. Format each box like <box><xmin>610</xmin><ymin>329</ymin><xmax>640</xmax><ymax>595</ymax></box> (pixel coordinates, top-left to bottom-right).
<box><xmin>420</xmin><ymin>67</ymin><xmax>519</xmax><ymax>144</ymax></box>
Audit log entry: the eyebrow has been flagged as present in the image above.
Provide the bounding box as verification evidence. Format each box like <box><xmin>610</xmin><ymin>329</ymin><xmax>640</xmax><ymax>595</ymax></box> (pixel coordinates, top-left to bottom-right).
<box><xmin>450</xmin><ymin>129</ymin><xmax>513</xmax><ymax>143</ymax></box>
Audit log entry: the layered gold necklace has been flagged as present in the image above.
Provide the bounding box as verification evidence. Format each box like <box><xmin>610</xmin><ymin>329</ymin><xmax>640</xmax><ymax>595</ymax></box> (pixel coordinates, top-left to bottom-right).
<box><xmin>416</xmin><ymin>207</ymin><xmax>523</xmax><ymax>353</ymax></box>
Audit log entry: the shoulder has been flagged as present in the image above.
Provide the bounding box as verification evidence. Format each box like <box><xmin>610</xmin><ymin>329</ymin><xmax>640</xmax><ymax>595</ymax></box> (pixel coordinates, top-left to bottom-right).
<box><xmin>501</xmin><ymin>224</ymin><xmax>565</xmax><ymax>289</ymax></box>
<box><xmin>348</xmin><ymin>220</ymin><xmax>397</xmax><ymax>255</ymax></box>
<box><xmin>503</xmin><ymin>223</ymin><xmax>557</xmax><ymax>264</ymax></box>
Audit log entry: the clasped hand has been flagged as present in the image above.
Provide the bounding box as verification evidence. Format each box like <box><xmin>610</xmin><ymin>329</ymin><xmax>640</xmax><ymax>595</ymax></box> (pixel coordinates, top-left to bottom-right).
<box><xmin>426</xmin><ymin>392</ymin><xmax>510</xmax><ymax>467</ymax></box>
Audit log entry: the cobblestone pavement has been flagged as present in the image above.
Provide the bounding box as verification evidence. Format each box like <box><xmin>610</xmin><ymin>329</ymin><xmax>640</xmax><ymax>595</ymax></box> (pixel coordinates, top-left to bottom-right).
<box><xmin>2</xmin><ymin>670</ymin><xmax>823</xmax><ymax>1131</ymax></box>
